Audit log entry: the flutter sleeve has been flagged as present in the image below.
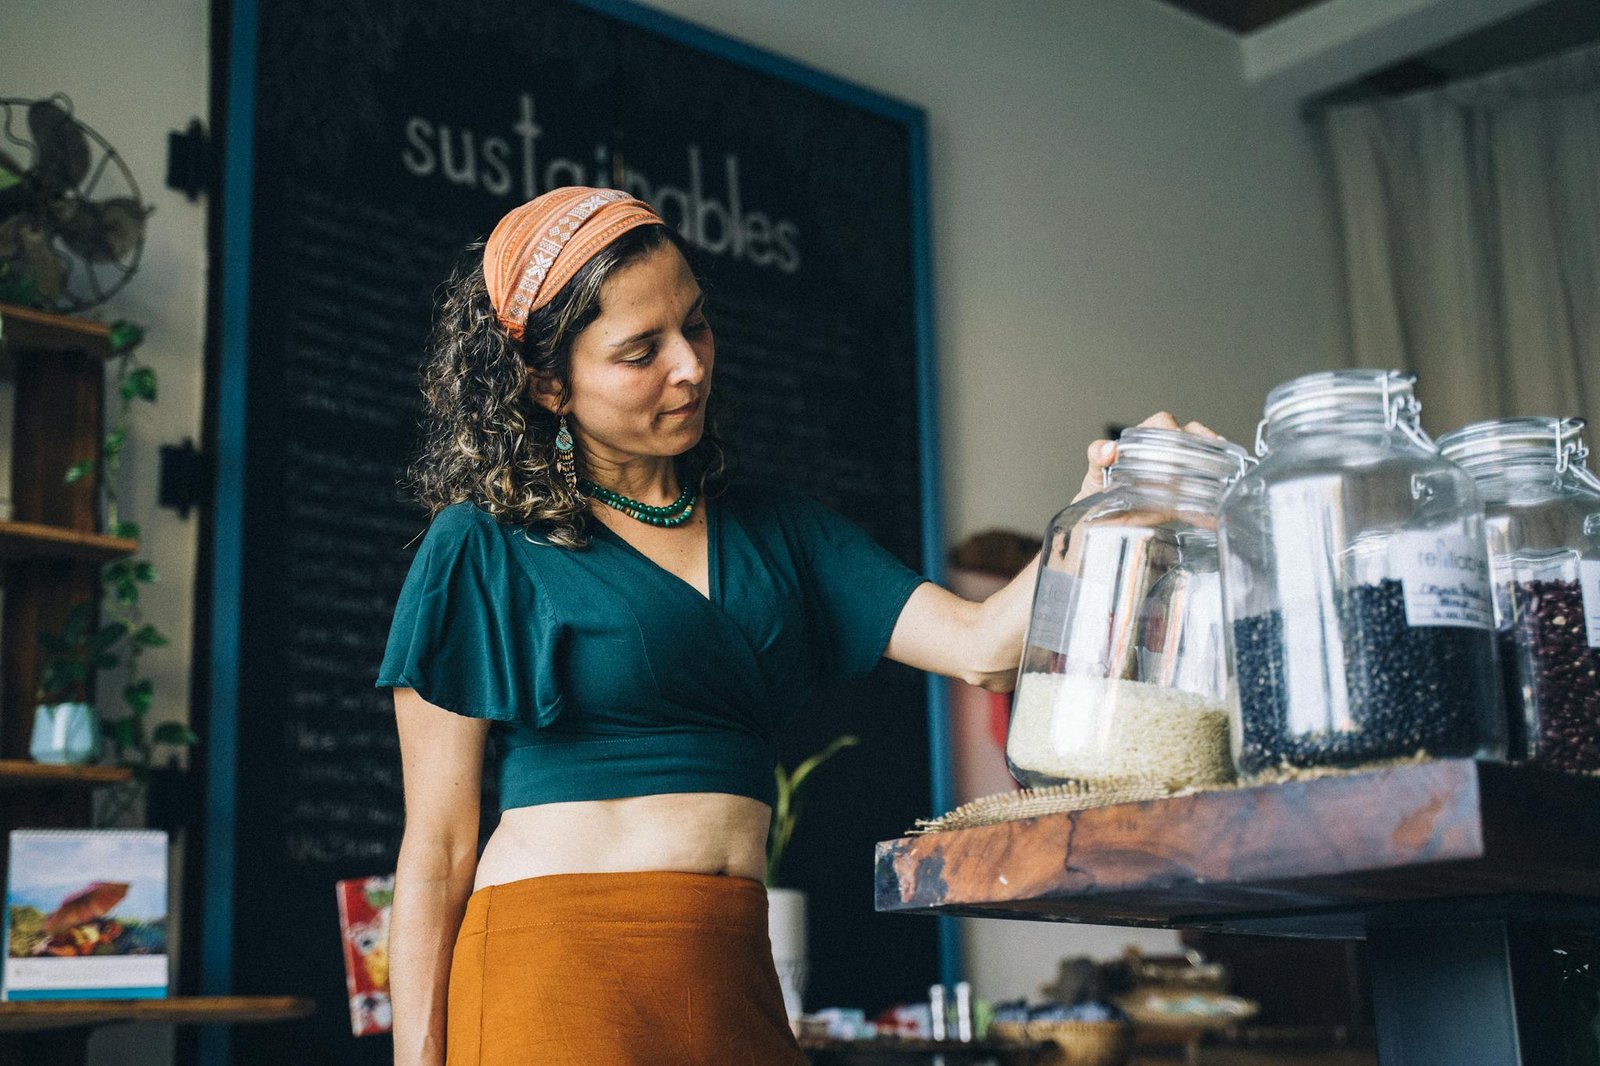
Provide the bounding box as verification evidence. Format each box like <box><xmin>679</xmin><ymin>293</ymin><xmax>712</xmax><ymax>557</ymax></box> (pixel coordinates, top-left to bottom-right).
<box><xmin>783</xmin><ymin>489</ymin><xmax>929</xmax><ymax>683</ymax></box>
<box><xmin>374</xmin><ymin>503</ymin><xmax>564</xmax><ymax>727</ymax></box>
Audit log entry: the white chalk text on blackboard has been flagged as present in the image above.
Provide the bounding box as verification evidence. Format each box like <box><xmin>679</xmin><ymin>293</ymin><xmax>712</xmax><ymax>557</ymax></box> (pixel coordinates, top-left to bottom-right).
<box><xmin>402</xmin><ymin>93</ymin><xmax>800</xmax><ymax>273</ymax></box>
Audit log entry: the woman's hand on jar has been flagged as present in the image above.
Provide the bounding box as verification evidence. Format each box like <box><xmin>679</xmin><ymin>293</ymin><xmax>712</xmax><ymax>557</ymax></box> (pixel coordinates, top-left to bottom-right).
<box><xmin>886</xmin><ymin>411</ymin><xmax>1226</xmax><ymax>692</ymax></box>
<box><xmin>1073</xmin><ymin>412</ymin><xmax>1223</xmax><ymax>502</ymax></box>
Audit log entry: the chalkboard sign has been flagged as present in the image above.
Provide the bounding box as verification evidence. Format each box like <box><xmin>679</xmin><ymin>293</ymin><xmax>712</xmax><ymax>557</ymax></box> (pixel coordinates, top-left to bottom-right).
<box><xmin>206</xmin><ymin>1</ymin><xmax>940</xmax><ymax>1061</ymax></box>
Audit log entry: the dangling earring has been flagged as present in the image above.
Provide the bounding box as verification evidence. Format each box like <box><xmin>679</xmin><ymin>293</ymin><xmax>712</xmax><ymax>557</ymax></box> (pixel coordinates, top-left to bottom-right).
<box><xmin>554</xmin><ymin>415</ymin><xmax>579</xmax><ymax>494</ymax></box>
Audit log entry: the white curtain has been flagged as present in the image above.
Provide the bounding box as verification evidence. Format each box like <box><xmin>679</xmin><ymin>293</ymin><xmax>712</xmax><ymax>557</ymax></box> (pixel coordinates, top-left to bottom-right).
<box><xmin>1319</xmin><ymin>42</ymin><xmax>1600</xmax><ymax>438</ymax></box>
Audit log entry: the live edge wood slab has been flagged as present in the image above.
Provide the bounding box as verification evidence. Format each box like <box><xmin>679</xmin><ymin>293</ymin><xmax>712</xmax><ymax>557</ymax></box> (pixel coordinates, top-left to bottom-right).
<box><xmin>875</xmin><ymin>759</ymin><xmax>1600</xmax><ymax>938</ymax></box>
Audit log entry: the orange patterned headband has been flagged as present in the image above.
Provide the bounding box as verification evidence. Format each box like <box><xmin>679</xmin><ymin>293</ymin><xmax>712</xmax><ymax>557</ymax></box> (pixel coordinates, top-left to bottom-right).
<box><xmin>482</xmin><ymin>186</ymin><xmax>664</xmax><ymax>343</ymax></box>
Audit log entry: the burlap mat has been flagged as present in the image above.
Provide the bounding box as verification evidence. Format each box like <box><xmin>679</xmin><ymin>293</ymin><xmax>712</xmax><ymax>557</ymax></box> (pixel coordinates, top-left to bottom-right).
<box><xmin>909</xmin><ymin>779</ymin><xmax>1175</xmax><ymax>834</ymax></box>
<box><xmin>907</xmin><ymin>754</ymin><xmax>1440</xmax><ymax>835</ymax></box>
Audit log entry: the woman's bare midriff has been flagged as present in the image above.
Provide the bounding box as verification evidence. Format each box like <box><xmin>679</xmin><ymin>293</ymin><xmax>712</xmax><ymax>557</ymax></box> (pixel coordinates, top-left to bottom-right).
<box><xmin>473</xmin><ymin>791</ymin><xmax>773</xmax><ymax>889</ymax></box>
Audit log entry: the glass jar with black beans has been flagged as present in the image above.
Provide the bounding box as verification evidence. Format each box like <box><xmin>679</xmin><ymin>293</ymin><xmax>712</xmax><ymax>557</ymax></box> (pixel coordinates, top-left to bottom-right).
<box><xmin>1437</xmin><ymin>417</ymin><xmax>1600</xmax><ymax>772</ymax></box>
<box><xmin>1008</xmin><ymin>429</ymin><xmax>1252</xmax><ymax>792</ymax></box>
<box><xmin>1218</xmin><ymin>370</ymin><xmax>1506</xmax><ymax>775</ymax></box>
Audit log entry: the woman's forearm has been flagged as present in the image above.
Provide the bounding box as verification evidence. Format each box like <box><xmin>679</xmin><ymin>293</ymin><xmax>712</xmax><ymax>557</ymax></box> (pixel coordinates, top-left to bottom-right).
<box><xmin>965</xmin><ymin>551</ymin><xmax>1041</xmax><ymax>691</ymax></box>
<box><xmin>390</xmin><ymin>838</ymin><xmax>477</xmax><ymax>1066</ymax></box>
<box><xmin>885</xmin><ymin>552</ymin><xmax>1041</xmax><ymax>691</ymax></box>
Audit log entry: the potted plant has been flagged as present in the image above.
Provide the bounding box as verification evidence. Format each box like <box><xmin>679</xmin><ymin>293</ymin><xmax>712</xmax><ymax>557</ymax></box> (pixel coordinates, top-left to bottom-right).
<box><xmin>765</xmin><ymin>733</ymin><xmax>860</xmax><ymax>1021</ymax></box>
<box><xmin>34</xmin><ymin>320</ymin><xmax>197</xmax><ymax>824</ymax></box>
<box><xmin>29</xmin><ymin>600</ymin><xmax>106</xmax><ymax>764</ymax></box>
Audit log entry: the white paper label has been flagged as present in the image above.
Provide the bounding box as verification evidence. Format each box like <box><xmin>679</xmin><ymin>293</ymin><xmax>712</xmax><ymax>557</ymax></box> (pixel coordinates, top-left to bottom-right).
<box><xmin>1027</xmin><ymin>568</ymin><xmax>1079</xmax><ymax>654</ymax></box>
<box><xmin>1580</xmin><ymin>560</ymin><xmax>1600</xmax><ymax>649</ymax></box>
<box><xmin>1387</xmin><ymin>532</ymin><xmax>1493</xmax><ymax>629</ymax></box>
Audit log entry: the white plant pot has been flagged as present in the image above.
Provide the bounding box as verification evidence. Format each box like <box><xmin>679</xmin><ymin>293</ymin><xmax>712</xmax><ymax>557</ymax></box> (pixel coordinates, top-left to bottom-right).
<box><xmin>766</xmin><ymin>886</ymin><xmax>808</xmax><ymax>1019</ymax></box>
<box><xmin>30</xmin><ymin>701</ymin><xmax>99</xmax><ymax>764</ymax></box>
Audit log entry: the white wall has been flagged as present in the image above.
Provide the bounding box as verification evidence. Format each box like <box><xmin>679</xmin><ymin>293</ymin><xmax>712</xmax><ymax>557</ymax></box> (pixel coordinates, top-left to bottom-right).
<box><xmin>2</xmin><ymin>1</ymin><xmax>209</xmax><ymax>1061</ymax></box>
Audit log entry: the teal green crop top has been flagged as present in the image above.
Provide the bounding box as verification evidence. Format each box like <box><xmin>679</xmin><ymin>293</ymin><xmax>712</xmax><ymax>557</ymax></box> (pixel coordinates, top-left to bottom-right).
<box><xmin>374</xmin><ymin>483</ymin><xmax>927</xmax><ymax>811</ymax></box>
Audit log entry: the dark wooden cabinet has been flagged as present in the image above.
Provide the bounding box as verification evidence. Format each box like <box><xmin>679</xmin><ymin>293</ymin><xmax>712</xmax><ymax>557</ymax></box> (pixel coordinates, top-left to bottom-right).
<box><xmin>0</xmin><ymin>304</ymin><xmax>130</xmax><ymax>879</ymax></box>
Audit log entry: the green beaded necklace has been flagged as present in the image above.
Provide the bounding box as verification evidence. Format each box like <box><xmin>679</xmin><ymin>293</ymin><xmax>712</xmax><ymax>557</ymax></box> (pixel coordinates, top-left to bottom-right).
<box><xmin>578</xmin><ymin>476</ymin><xmax>699</xmax><ymax>528</ymax></box>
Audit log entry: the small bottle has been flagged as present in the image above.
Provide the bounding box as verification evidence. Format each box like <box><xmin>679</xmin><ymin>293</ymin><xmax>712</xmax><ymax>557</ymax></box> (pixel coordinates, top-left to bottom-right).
<box><xmin>928</xmin><ymin>983</ymin><xmax>947</xmax><ymax>1040</ymax></box>
<box><xmin>954</xmin><ymin>981</ymin><xmax>974</xmax><ymax>1042</ymax></box>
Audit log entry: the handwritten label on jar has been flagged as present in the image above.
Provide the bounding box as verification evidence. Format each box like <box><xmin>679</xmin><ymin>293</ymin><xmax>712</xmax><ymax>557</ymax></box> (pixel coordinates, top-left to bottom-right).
<box><xmin>1028</xmin><ymin>568</ymin><xmax>1080</xmax><ymax>654</ymax></box>
<box><xmin>1387</xmin><ymin>532</ymin><xmax>1493</xmax><ymax>629</ymax></box>
<box><xmin>1581</xmin><ymin>560</ymin><xmax>1600</xmax><ymax>649</ymax></box>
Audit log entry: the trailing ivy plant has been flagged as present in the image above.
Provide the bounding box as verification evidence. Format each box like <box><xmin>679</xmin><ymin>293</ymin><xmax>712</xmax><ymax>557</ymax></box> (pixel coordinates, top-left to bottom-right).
<box><xmin>35</xmin><ymin>320</ymin><xmax>196</xmax><ymax>822</ymax></box>
<box><xmin>66</xmin><ymin>319</ymin><xmax>153</xmax><ymax>535</ymax></box>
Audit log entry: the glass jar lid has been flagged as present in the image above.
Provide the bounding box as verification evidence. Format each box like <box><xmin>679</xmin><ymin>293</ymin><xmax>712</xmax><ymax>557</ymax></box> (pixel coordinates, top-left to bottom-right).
<box><xmin>1437</xmin><ymin>416</ymin><xmax>1590</xmax><ymax>473</ymax></box>
<box><xmin>1106</xmin><ymin>427</ymin><xmax>1252</xmax><ymax>488</ymax></box>
<box><xmin>1257</xmin><ymin>369</ymin><xmax>1432</xmax><ymax>453</ymax></box>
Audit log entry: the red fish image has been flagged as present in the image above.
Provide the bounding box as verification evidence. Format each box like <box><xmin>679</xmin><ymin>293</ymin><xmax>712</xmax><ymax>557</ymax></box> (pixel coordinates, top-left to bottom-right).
<box><xmin>43</xmin><ymin>882</ymin><xmax>129</xmax><ymax>937</ymax></box>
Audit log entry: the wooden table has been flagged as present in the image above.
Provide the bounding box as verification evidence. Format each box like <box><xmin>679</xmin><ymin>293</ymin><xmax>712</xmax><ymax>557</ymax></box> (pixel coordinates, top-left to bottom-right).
<box><xmin>0</xmin><ymin>996</ymin><xmax>314</xmax><ymax>1065</ymax></box>
<box><xmin>875</xmin><ymin>759</ymin><xmax>1600</xmax><ymax>1066</ymax></box>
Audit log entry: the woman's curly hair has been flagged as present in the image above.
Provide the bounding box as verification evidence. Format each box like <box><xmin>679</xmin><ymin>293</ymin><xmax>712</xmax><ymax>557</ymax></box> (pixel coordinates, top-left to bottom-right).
<box><xmin>406</xmin><ymin>224</ymin><xmax>731</xmax><ymax>548</ymax></box>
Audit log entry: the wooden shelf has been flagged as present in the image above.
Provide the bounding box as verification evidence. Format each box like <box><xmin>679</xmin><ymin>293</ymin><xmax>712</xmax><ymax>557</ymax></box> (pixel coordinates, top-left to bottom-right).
<box><xmin>875</xmin><ymin>759</ymin><xmax>1600</xmax><ymax>938</ymax></box>
<box><xmin>0</xmin><ymin>761</ymin><xmax>133</xmax><ymax>790</ymax></box>
<box><xmin>0</xmin><ymin>305</ymin><xmax>114</xmax><ymax>361</ymax></box>
<box><xmin>0</xmin><ymin>521</ymin><xmax>137</xmax><ymax>564</ymax></box>
<box><xmin>0</xmin><ymin>996</ymin><xmax>315</xmax><ymax>1033</ymax></box>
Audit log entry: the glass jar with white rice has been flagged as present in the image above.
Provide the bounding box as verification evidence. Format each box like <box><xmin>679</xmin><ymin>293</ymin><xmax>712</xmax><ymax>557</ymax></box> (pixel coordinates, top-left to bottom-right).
<box><xmin>1007</xmin><ymin>428</ymin><xmax>1250</xmax><ymax>791</ymax></box>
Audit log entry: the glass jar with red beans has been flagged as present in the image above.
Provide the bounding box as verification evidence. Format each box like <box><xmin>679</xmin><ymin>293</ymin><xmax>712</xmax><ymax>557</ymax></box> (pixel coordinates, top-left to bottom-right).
<box><xmin>1438</xmin><ymin>417</ymin><xmax>1600</xmax><ymax>772</ymax></box>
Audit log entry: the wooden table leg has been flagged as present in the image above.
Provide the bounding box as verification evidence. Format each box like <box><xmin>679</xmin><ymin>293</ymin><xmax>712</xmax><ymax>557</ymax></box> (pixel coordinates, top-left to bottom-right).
<box><xmin>1366</xmin><ymin>921</ymin><xmax>1591</xmax><ymax>1065</ymax></box>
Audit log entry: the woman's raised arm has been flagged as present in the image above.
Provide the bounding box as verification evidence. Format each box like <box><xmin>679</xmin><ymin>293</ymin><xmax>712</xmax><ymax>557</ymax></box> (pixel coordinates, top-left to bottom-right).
<box><xmin>389</xmin><ymin>688</ymin><xmax>489</xmax><ymax>1066</ymax></box>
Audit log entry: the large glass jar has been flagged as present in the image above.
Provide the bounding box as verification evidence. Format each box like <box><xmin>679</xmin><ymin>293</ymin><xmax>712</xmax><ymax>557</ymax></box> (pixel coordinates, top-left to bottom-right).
<box><xmin>1437</xmin><ymin>417</ymin><xmax>1600</xmax><ymax>771</ymax></box>
<box><xmin>1218</xmin><ymin>370</ymin><xmax>1506</xmax><ymax>774</ymax></box>
<box><xmin>1007</xmin><ymin>427</ymin><xmax>1251</xmax><ymax>791</ymax></box>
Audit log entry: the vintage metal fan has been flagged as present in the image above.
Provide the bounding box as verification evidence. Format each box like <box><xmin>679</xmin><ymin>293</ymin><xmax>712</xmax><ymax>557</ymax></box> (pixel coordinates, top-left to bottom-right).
<box><xmin>0</xmin><ymin>94</ymin><xmax>150</xmax><ymax>312</ymax></box>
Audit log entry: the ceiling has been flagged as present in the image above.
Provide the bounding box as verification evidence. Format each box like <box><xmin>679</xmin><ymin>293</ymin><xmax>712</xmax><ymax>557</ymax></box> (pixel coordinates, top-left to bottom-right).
<box><xmin>1324</xmin><ymin>0</ymin><xmax>1600</xmax><ymax>103</ymax></box>
<box><xmin>1158</xmin><ymin>0</ymin><xmax>1327</xmax><ymax>34</ymax></box>
<box><xmin>1406</xmin><ymin>0</ymin><xmax>1600</xmax><ymax>81</ymax></box>
<box><xmin>1160</xmin><ymin>0</ymin><xmax>1600</xmax><ymax>98</ymax></box>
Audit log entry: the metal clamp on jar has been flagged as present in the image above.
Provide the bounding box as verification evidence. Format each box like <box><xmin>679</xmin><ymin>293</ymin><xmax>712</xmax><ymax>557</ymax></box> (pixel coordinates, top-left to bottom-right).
<box><xmin>1007</xmin><ymin>427</ymin><xmax>1252</xmax><ymax>791</ymax></box>
<box><xmin>1219</xmin><ymin>369</ymin><xmax>1506</xmax><ymax>775</ymax></box>
<box><xmin>1438</xmin><ymin>417</ymin><xmax>1600</xmax><ymax>771</ymax></box>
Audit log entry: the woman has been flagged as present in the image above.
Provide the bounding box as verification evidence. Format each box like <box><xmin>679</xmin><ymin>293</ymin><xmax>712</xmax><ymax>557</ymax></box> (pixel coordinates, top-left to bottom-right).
<box><xmin>377</xmin><ymin>186</ymin><xmax>1207</xmax><ymax>1065</ymax></box>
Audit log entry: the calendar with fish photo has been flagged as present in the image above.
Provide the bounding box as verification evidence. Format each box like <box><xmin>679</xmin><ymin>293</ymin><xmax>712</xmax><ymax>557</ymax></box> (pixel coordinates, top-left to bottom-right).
<box><xmin>3</xmin><ymin>829</ymin><xmax>169</xmax><ymax>1000</ymax></box>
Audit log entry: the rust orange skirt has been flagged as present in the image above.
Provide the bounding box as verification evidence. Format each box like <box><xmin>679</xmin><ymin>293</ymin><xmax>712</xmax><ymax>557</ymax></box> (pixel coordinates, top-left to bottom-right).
<box><xmin>446</xmin><ymin>870</ymin><xmax>808</xmax><ymax>1065</ymax></box>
